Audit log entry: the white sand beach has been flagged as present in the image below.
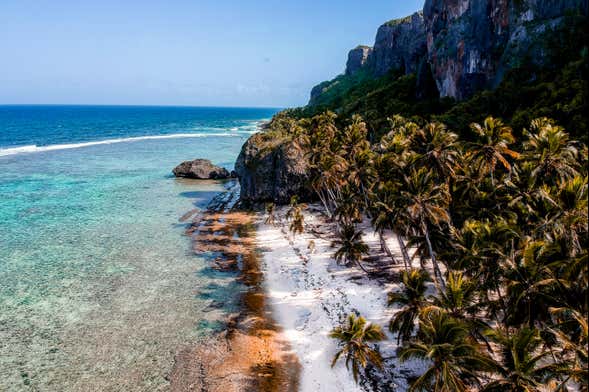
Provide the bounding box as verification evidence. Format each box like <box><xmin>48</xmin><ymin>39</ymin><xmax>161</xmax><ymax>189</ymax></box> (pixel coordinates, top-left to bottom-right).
<box><xmin>257</xmin><ymin>205</ymin><xmax>428</xmax><ymax>392</ymax></box>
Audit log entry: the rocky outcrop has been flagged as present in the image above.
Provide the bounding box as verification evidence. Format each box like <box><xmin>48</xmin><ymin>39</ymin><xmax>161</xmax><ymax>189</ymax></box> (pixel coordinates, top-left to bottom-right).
<box><xmin>173</xmin><ymin>159</ymin><xmax>231</xmax><ymax>179</ymax></box>
<box><xmin>234</xmin><ymin>134</ymin><xmax>311</xmax><ymax>205</ymax></box>
<box><xmin>309</xmin><ymin>0</ymin><xmax>587</xmax><ymax>104</ymax></box>
<box><xmin>424</xmin><ymin>0</ymin><xmax>587</xmax><ymax>99</ymax></box>
<box><xmin>346</xmin><ymin>46</ymin><xmax>373</xmax><ymax>75</ymax></box>
<box><xmin>369</xmin><ymin>12</ymin><xmax>427</xmax><ymax>77</ymax></box>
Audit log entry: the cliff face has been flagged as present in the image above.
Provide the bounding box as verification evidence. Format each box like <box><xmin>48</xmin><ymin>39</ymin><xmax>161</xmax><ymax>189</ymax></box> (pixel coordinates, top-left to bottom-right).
<box><xmin>345</xmin><ymin>46</ymin><xmax>373</xmax><ymax>75</ymax></box>
<box><xmin>310</xmin><ymin>0</ymin><xmax>587</xmax><ymax>103</ymax></box>
<box><xmin>423</xmin><ymin>0</ymin><xmax>588</xmax><ymax>99</ymax></box>
<box><xmin>369</xmin><ymin>12</ymin><xmax>427</xmax><ymax>77</ymax></box>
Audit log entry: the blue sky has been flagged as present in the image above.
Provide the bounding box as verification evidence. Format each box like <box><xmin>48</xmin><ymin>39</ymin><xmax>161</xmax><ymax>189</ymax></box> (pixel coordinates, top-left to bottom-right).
<box><xmin>0</xmin><ymin>0</ymin><xmax>423</xmax><ymax>107</ymax></box>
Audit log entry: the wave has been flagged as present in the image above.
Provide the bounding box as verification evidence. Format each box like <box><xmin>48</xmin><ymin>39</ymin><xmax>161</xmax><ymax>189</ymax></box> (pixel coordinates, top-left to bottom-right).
<box><xmin>0</xmin><ymin>132</ymin><xmax>248</xmax><ymax>157</ymax></box>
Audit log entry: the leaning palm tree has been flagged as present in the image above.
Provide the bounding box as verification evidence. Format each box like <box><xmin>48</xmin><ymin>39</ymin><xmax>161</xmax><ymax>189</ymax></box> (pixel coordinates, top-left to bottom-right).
<box><xmin>399</xmin><ymin>308</ymin><xmax>496</xmax><ymax>392</ymax></box>
<box><xmin>389</xmin><ymin>268</ymin><xmax>430</xmax><ymax>344</ymax></box>
<box><xmin>550</xmin><ymin>307</ymin><xmax>588</xmax><ymax>390</ymax></box>
<box><xmin>329</xmin><ymin>313</ymin><xmax>386</xmax><ymax>383</ymax></box>
<box><xmin>482</xmin><ymin>327</ymin><xmax>561</xmax><ymax>391</ymax></box>
<box><xmin>333</xmin><ymin>224</ymin><xmax>370</xmax><ymax>273</ymax></box>
<box><xmin>399</xmin><ymin>167</ymin><xmax>451</xmax><ymax>290</ymax></box>
<box><xmin>467</xmin><ymin>116</ymin><xmax>520</xmax><ymax>185</ymax></box>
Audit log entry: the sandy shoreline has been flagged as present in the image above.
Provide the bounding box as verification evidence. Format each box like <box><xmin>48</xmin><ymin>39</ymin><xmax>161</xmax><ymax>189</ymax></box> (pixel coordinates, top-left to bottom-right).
<box><xmin>169</xmin><ymin>183</ymin><xmax>300</xmax><ymax>391</ymax></box>
<box><xmin>257</xmin><ymin>204</ymin><xmax>428</xmax><ymax>392</ymax></box>
<box><xmin>169</xmin><ymin>183</ymin><xmax>428</xmax><ymax>391</ymax></box>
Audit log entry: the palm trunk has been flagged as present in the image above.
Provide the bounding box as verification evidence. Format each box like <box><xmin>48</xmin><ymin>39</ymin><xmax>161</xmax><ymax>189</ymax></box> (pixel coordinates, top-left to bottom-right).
<box><xmin>379</xmin><ymin>231</ymin><xmax>399</xmax><ymax>265</ymax></box>
<box><xmin>396</xmin><ymin>233</ymin><xmax>410</xmax><ymax>271</ymax></box>
<box><xmin>354</xmin><ymin>258</ymin><xmax>371</xmax><ymax>274</ymax></box>
<box><xmin>422</xmin><ymin>220</ymin><xmax>445</xmax><ymax>292</ymax></box>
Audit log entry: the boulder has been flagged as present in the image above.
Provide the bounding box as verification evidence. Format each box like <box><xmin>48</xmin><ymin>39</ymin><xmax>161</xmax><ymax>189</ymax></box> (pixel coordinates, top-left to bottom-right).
<box><xmin>234</xmin><ymin>133</ymin><xmax>312</xmax><ymax>205</ymax></box>
<box><xmin>173</xmin><ymin>159</ymin><xmax>231</xmax><ymax>179</ymax></box>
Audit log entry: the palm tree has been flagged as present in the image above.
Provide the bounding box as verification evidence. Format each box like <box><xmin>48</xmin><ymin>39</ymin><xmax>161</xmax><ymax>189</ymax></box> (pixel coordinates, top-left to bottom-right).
<box><xmin>399</xmin><ymin>167</ymin><xmax>451</xmax><ymax>291</ymax></box>
<box><xmin>333</xmin><ymin>224</ymin><xmax>370</xmax><ymax>273</ymax></box>
<box><xmin>265</xmin><ymin>202</ymin><xmax>276</xmax><ymax>225</ymax></box>
<box><xmin>483</xmin><ymin>327</ymin><xmax>561</xmax><ymax>391</ymax></box>
<box><xmin>289</xmin><ymin>207</ymin><xmax>305</xmax><ymax>237</ymax></box>
<box><xmin>522</xmin><ymin>117</ymin><xmax>579</xmax><ymax>187</ymax></box>
<box><xmin>389</xmin><ymin>269</ymin><xmax>430</xmax><ymax>344</ymax></box>
<box><xmin>549</xmin><ymin>175</ymin><xmax>588</xmax><ymax>257</ymax></box>
<box><xmin>399</xmin><ymin>308</ymin><xmax>496</xmax><ymax>391</ymax></box>
<box><xmin>286</xmin><ymin>196</ymin><xmax>306</xmax><ymax>237</ymax></box>
<box><xmin>329</xmin><ymin>313</ymin><xmax>386</xmax><ymax>383</ymax></box>
<box><xmin>411</xmin><ymin>121</ymin><xmax>461</xmax><ymax>181</ymax></box>
<box><xmin>467</xmin><ymin>116</ymin><xmax>520</xmax><ymax>185</ymax></box>
<box><xmin>550</xmin><ymin>307</ymin><xmax>588</xmax><ymax>390</ymax></box>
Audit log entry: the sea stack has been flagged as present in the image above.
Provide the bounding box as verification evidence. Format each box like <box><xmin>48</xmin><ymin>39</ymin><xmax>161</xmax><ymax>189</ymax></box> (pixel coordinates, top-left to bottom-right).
<box><xmin>173</xmin><ymin>159</ymin><xmax>231</xmax><ymax>179</ymax></box>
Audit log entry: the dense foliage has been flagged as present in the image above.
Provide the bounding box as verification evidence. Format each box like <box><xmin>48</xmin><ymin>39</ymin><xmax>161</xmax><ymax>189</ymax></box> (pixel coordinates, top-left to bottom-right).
<box><xmin>292</xmin><ymin>16</ymin><xmax>588</xmax><ymax>144</ymax></box>
<box><xmin>264</xmin><ymin>110</ymin><xmax>588</xmax><ymax>390</ymax></box>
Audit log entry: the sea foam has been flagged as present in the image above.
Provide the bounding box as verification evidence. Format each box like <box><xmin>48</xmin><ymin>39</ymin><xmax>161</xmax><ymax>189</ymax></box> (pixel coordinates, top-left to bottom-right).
<box><xmin>0</xmin><ymin>132</ymin><xmax>250</xmax><ymax>157</ymax></box>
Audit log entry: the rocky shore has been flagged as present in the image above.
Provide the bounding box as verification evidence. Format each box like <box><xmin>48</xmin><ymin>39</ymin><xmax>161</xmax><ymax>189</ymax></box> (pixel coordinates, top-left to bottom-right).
<box><xmin>169</xmin><ymin>182</ymin><xmax>300</xmax><ymax>391</ymax></box>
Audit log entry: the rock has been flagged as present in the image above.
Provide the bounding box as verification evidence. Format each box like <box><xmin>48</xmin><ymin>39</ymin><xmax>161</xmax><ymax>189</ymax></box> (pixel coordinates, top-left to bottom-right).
<box><xmin>423</xmin><ymin>0</ymin><xmax>588</xmax><ymax>99</ymax></box>
<box><xmin>308</xmin><ymin>0</ymin><xmax>587</xmax><ymax>104</ymax></box>
<box><xmin>234</xmin><ymin>133</ymin><xmax>312</xmax><ymax>205</ymax></box>
<box><xmin>345</xmin><ymin>46</ymin><xmax>373</xmax><ymax>76</ymax></box>
<box><xmin>172</xmin><ymin>159</ymin><xmax>231</xmax><ymax>179</ymax></box>
<box><xmin>368</xmin><ymin>12</ymin><xmax>427</xmax><ymax>77</ymax></box>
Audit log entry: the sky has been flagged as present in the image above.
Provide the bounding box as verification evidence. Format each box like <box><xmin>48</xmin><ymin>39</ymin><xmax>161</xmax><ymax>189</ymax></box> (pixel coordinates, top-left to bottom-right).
<box><xmin>0</xmin><ymin>0</ymin><xmax>424</xmax><ymax>107</ymax></box>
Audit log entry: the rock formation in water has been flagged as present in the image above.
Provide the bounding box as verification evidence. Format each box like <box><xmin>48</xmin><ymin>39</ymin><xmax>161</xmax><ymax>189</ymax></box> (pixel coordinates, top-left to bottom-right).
<box><xmin>173</xmin><ymin>159</ymin><xmax>231</xmax><ymax>179</ymax></box>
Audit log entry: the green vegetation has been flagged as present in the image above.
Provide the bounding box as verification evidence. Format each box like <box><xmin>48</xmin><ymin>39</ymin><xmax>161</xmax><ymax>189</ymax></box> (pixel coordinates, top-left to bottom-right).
<box><xmin>258</xmin><ymin>14</ymin><xmax>588</xmax><ymax>388</ymax></box>
<box><xmin>264</xmin><ymin>110</ymin><xmax>587</xmax><ymax>389</ymax></box>
<box><xmin>329</xmin><ymin>313</ymin><xmax>386</xmax><ymax>382</ymax></box>
<box><xmin>286</xmin><ymin>196</ymin><xmax>306</xmax><ymax>237</ymax></box>
<box><xmin>295</xmin><ymin>16</ymin><xmax>588</xmax><ymax>144</ymax></box>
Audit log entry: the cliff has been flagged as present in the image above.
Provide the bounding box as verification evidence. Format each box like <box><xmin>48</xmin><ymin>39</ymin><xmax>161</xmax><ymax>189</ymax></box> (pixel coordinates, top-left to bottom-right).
<box><xmin>310</xmin><ymin>0</ymin><xmax>587</xmax><ymax>103</ymax></box>
<box><xmin>345</xmin><ymin>46</ymin><xmax>372</xmax><ymax>76</ymax></box>
<box><xmin>238</xmin><ymin>1</ymin><xmax>587</xmax><ymax>205</ymax></box>
<box><xmin>424</xmin><ymin>0</ymin><xmax>588</xmax><ymax>99</ymax></box>
<box><xmin>369</xmin><ymin>12</ymin><xmax>427</xmax><ymax>77</ymax></box>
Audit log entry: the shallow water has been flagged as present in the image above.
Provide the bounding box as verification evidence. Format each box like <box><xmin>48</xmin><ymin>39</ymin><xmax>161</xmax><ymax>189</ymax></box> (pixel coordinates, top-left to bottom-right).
<box><xmin>0</xmin><ymin>106</ymin><xmax>277</xmax><ymax>390</ymax></box>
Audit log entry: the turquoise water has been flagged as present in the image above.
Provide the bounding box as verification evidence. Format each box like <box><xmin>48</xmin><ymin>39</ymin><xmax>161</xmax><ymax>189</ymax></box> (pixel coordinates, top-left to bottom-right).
<box><xmin>0</xmin><ymin>106</ymin><xmax>278</xmax><ymax>390</ymax></box>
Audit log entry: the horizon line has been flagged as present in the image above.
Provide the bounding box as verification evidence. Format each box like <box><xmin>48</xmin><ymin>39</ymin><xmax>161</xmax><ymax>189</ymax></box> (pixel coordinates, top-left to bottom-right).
<box><xmin>0</xmin><ymin>103</ymin><xmax>287</xmax><ymax>110</ymax></box>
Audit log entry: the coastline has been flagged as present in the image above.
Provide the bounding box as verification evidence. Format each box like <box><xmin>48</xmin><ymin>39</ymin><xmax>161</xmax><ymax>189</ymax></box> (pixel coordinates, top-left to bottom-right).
<box><xmin>169</xmin><ymin>181</ymin><xmax>300</xmax><ymax>391</ymax></box>
<box><xmin>256</xmin><ymin>204</ymin><xmax>429</xmax><ymax>392</ymax></box>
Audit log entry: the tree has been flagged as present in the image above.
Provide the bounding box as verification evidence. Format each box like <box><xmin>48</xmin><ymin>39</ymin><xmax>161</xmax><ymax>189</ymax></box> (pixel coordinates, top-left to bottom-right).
<box><xmin>483</xmin><ymin>327</ymin><xmax>561</xmax><ymax>391</ymax></box>
<box><xmin>333</xmin><ymin>224</ymin><xmax>370</xmax><ymax>273</ymax></box>
<box><xmin>389</xmin><ymin>269</ymin><xmax>430</xmax><ymax>344</ymax></box>
<box><xmin>329</xmin><ymin>313</ymin><xmax>386</xmax><ymax>383</ymax></box>
<box><xmin>265</xmin><ymin>202</ymin><xmax>276</xmax><ymax>225</ymax></box>
<box><xmin>399</xmin><ymin>308</ymin><xmax>496</xmax><ymax>392</ymax></box>
<box><xmin>467</xmin><ymin>116</ymin><xmax>520</xmax><ymax>185</ymax></box>
<box><xmin>286</xmin><ymin>196</ymin><xmax>306</xmax><ymax>237</ymax></box>
<box><xmin>522</xmin><ymin>117</ymin><xmax>579</xmax><ymax>187</ymax></box>
<box><xmin>399</xmin><ymin>167</ymin><xmax>451</xmax><ymax>291</ymax></box>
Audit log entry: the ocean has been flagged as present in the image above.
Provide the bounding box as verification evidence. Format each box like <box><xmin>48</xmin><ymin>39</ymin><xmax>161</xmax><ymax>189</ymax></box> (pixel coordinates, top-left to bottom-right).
<box><xmin>0</xmin><ymin>105</ymin><xmax>279</xmax><ymax>390</ymax></box>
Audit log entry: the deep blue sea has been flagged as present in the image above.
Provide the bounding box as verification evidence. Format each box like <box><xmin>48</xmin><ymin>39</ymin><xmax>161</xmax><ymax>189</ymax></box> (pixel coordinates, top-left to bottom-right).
<box><xmin>0</xmin><ymin>105</ymin><xmax>278</xmax><ymax>390</ymax></box>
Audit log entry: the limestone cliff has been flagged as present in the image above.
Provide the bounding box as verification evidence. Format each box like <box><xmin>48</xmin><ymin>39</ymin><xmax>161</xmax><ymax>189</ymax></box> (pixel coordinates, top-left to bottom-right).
<box><xmin>309</xmin><ymin>0</ymin><xmax>587</xmax><ymax>103</ymax></box>
<box><xmin>369</xmin><ymin>12</ymin><xmax>427</xmax><ymax>77</ymax></box>
<box><xmin>423</xmin><ymin>0</ymin><xmax>588</xmax><ymax>99</ymax></box>
<box><xmin>345</xmin><ymin>46</ymin><xmax>373</xmax><ymax>76</ymax></box>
